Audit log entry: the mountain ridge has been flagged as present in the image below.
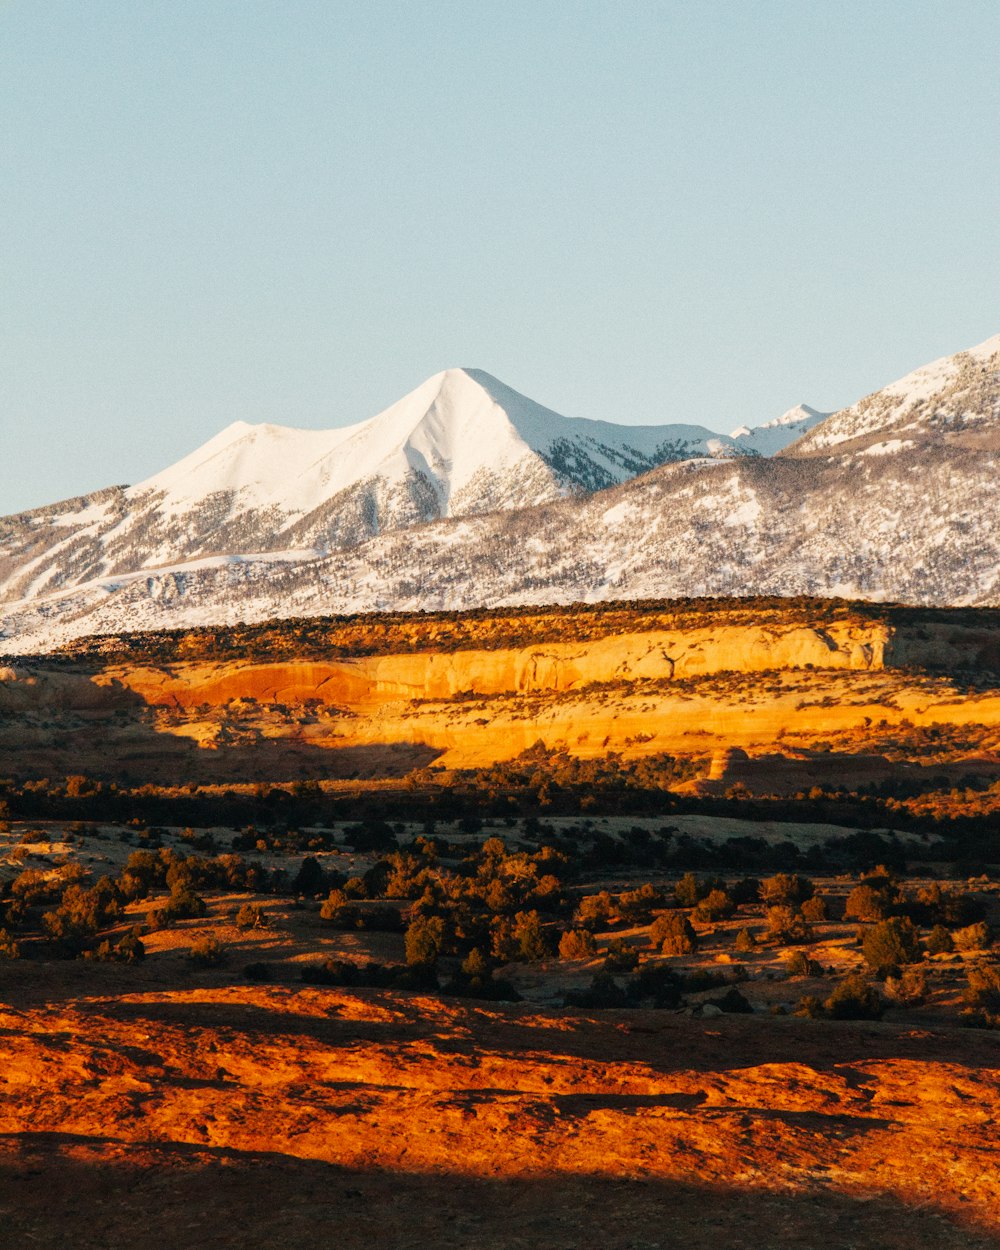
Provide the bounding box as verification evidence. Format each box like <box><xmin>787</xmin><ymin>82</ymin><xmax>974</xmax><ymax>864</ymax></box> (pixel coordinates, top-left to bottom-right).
<box><xmin>2</xmin><ymin>332</ymin><xmax>999</xmax><ymax>652</ymax></box>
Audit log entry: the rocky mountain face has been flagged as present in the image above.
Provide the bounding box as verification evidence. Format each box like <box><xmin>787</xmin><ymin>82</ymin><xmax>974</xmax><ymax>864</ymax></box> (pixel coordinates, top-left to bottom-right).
<box><xmin>0</xmin><ymin>367</ymin><xmax>751</xmax><ymax>610</ymax></box>
<box><xmin>1</xmin><ymin>333</ymin><xmax>998</xmax><ymax>652</ymax></box>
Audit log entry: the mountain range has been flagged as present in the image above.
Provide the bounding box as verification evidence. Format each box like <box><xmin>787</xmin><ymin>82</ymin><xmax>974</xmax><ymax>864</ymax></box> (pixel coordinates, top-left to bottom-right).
<box><xmin>1</xmin><ymin>332</ymin><xmax>997</xmax><ymax>653</ymax></box>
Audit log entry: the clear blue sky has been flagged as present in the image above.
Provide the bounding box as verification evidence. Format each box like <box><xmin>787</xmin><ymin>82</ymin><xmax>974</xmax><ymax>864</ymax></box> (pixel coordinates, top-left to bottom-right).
<box><xmin>3</xmin><ymin>1</ymin><xmax>999</xmax><ymax>513</ymax></box>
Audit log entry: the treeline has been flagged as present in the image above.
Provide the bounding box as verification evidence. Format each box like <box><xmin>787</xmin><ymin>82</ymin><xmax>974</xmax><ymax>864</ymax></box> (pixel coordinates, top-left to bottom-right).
<box><xmin>33</xmin><ymin>594</ymin><xmax>913</xmax><ymax>667</ymax></box>
<box><xmin>4</xmin><ymin>755</ymin><xmax>1000</xmax><ymax>869</ymax></box>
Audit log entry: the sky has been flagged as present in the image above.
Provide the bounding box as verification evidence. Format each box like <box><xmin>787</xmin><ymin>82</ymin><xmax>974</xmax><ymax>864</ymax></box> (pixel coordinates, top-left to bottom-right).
<box><xmin>3</xmin><ymin>1</ymin><xmax>999</xmax><ymax>513</ymax></box>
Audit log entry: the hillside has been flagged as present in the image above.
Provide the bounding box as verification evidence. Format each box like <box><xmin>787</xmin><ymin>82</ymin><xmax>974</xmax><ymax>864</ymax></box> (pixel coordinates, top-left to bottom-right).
<box><xmin>3</xmin><ymin>599</ymin><xmax>999</xmax><ymax>791</ymax></box>
<box><xmin>1</xmin><ymin>332</ymin><xmax>998</xmax><ymax>653</ymax></box>
<box><xmin>0</xmin><ymin>368</ymin><xmax>743</xmax><ymax>611</ymax></box>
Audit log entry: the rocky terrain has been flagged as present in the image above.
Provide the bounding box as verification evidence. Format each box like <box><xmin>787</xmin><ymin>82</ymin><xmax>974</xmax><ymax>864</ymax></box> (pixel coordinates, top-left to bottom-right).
<box><xmin>2</xmin><ymin>600</ymin><xmax>999</xmax><ymax>787</ymax></box>
<box><xmin>2</xmin><ymin>806</ymin><xmax>1000</xmax><ymax>1250</ymax></box>
<box><xmin>3</xmin><ymin>981</ymin><xmax>1000</xmax><ymax>1250</ymax></box>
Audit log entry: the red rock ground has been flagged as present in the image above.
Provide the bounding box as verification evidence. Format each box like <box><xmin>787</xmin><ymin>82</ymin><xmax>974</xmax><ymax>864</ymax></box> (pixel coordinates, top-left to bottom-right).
<box><xmin>2</xmin><ymin>971</ymin><xmax>999</xmax><ymax>1248</ymax></box>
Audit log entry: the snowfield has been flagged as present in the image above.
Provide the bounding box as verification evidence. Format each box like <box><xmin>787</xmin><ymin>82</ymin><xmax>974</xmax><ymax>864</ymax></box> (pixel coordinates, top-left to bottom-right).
<box><xmin>1</xmin><ymin>338</ymin><xmax>999</xmax><ymax>653</ymax></box>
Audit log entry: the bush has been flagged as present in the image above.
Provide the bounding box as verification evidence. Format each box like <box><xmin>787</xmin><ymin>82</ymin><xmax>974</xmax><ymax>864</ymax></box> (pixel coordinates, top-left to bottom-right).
<box><xmin>234</xmin><ymin>903</ymin><xmax>266</xmax><ymax>930</ymax></box>
<box><xmin>655</xmin><ymin>913</ymin><xmax>698</xmax><ymax>956</ymax></box>
<box><xmin>734</xmin><ymin>927</ymin><xmax>755</xmax><ymax>953</ymax></box>
<box><xmin>964</xmin><ymin>964</ymin><xmax>1000</xmax><ymax>1012</ymax></box>
<box><xmin>604</xmin><ymin>938</ymin><xmax>639</xmax><ymax>974</ymax></box>
<box><xmin>161</xmin><ymin>884</ymin><xmax>207</xmax><ymax>922</ymax></box>
<box><xmin>564</xmin><ymin>971</ymin><xmax>628</xmax><ymax>1009</ymax></box>
<box><xmin>694</xmin><ymin>889</ymin><xmax>735</xmax><ymax>923</ymax></box>
<box><xmin>513</xmin><ymin>910</ymin><xmax>548</xmax><ymax>962</ymax></box>
<box><xmin>708</xmin><ymin>987</ymin><xmax>753</xmax><ymax>1015</ymax></box>
<box><xmin>801</xmin><ymin>895</ymin><xmax>828</xmax><ymax>923</ymax></box>
<box><xmin>0</xmin><ymin>928</ymin><xmax>22</xmax><ymax>959</ymax></box>
<box><xmin>674</xmin><ymin>873</ymin><xmax>722</xmax><ymax>908</ymax></box>
<box><xmin>759</xmin><ymin>874</ymin><xmax>813</xmax><ymax>907</ymax></box>
<box><xmin>885</xmin><ymin>966</ymin><xmax>927</xmax><ymax>1005</ymax></box>
<box><xmin>954</xmin><ymin>922</ymin><xmax>991</xmax><ymax>952</ymax></box>
<box><xmin>926</xmin><ymin>924</ymin><xmax>955</xmax><ymax>955</ymax></box>
<box><xmin>844</xmin><ymin>883</ymin><xmax>892</xmax><ymax>923</ymax></box>
<box><xmin>405</xmin><ymin>915</ymin><xmax>445</xmax><ymax>966</ymax></box>
<box><xmin>559</xmin><ymin>928</ymin><xmax>597</xmax><ymax>960</ymax></box>
<box><xmin>861</xmin><ymin>917</ymin><xmax>920</xmax><ymax>975</ymax></box>
<box><xmin>626</xmin><ymin>963</ymin><xmax>684</xmax><ymax>1008</ymax></box>
<box><xmin>461</xmin><ymin>948</ymin><xmax>489</xmax><ymax>979</ymax></box>
<box><xmin>575</xmin><ymin>891</ymin><xmax>616</xmax><ymax>927</ymax></box>
<box><xmin>188</xmin><ymin>935</ymin><xmax>225</xmax><ymax>967</ymax></box>
<box><xmin>764</xmin><ymin>906</ymin><xmax>813</xmax><ymax>945</ymax></box>
<box><xmin>301</xmin><ymin>958</ymin><xmax>438</xmax><ymax>991</ymax></box>
<box><xmin>785</xmin><ymin>950</ymin><xmax>823</xmax><ymax>978</ymax></box>
<box><xmin>618</xmin><ymin>884</ymin><xmax>665</xmax><ymax>924</ymax></box>
<box><xmin>243</xmin><ymin>961</ymin><xmax>273</xmax><ymax>981</ymax></box>
<box><xmin>822</xmin><ymin>973</ymin><xmax>883</xmax><ymax>1020</ymax></box>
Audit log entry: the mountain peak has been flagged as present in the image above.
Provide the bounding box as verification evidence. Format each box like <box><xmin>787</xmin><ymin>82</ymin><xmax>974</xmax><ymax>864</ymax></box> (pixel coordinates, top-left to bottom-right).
<box><xmin>787</xmin><ymin>330</ymin><xmax>1000</xmax><ymax>457</ymax></box>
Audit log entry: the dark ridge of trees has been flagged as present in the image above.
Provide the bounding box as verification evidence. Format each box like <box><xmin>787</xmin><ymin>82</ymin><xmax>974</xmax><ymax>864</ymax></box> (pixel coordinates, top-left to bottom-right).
<box><xmin>23</xmin><ymin>595</ymin><xmax>1000</xmax><ymax>669</ymax></box>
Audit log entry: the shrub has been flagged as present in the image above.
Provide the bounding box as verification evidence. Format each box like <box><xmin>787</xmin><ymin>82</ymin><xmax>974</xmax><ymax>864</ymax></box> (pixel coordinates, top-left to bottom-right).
<box><xmin>626</xmin><ymin>963</ymin><xmax>684</xmax><ymax>1008</ymax></box>
<box><xmin>513</xmin><ymin>910</ymin><xmax>548</xmax><ymax>962</ymax></box>
<box><xmin>785</xmin><ymin>950</ymin><xmax>823</xmax><ymax>978</ymax></box>
<box><xmin>301</xmin><ymin>958</ymin><xmax>438</xmax><ymax>992</ymax></box>
<box><xmin>618</xmin><ymin>884</ymin><xmax>665</xmax><ymax>924</ymax></box>
<box><xmin>885</xmin><ymin>966</ymin><xmax>927</xmax><ymax>1005</ymax></box>
<box><xmin>188</xmin><ymin>935</ymin><xmax>225</xmax><ymax>967</ymax></box>
<box><xmin>655</xmin><ymin>913</ymin><xmax>698</xmax><ymax>956</ymax></box>
<box><xmin>234</xmin><ymin>903</ymin><xmax>266</xmax><ymax>930</ymax></box>
<box><xmin>734</xmin><ymin>927</ymin><xmax>755</xmax><ymax>953</ymax></box>
<box><xmin>861</xmin><ymin>917</ymin><xmax>920</xmax><ymax>975</ymax></box>
<box><xmin>964</xmin><ymin>964</ymin><xmax>1000</xmax><ymax>1012</ymax></box>
<box><xmin>674</xmin><ymin>873</ymin><xmax>722</xmax><ymax>908</ymax></box>
<box><xmin>343</xmin><ymin>821</ymin><xmax>397</xmax><ymax>853</ymax></box>
<box><xmin>926</xmin><ymin>924</ymin><xmax>955</xmax><ymax>955</ymax></box>
<box><xmin>604</xmin><ymin>938</ymin><xmax>639</xmax><ymax>974</ymax></box>
<box><xmin>954</xmin><ymin>922</ymin><xmax>991</xmax><ymax>952</ymax></box>
<box><xmin>490</xmin><ymin>915</ymin><xmax>518</xmax><ymax>962</ymax></box>
<box><xmin>694</xmin><ymin>889</ymin><xmax>735</xmax><ymax>923</ymax></box>
<box><xmin>709</xmin><ymin>987</ymin><xmax>753</xmax><ymax>1014</ymax></box>
<box><xmin>801</xmin><ymin>895</ymin><xmax>828</xmax><ymax>923</ymax></box>
<box><xmin>559</xmin><ymin>928</ymin><xmax>597</xmax><ymax>960</ymax></box>
<box><xmin>729</xmin><ymin>877</ymin><xmax>762</xmax><ymax>905</ymax></box>
<box><xmin>844</xmin><ymin>883</ymin><xmax>892</xmax><ymax>923</ymax></box>
<box><xmin>0</xmin><ymin>928</ymin><xmax>21</xmax><ymax>959</ymax></box>
<box><xmin>764</xmin><ymin>906</ymin><xmax>813</xmax><ymax>945</ymax></box>
<box><xmin>564</xmin><ymin>971</ymin><xmax>628</xmax><ymax>1009</ymax></box>
<box><xmin>759</xmin><ymin>874</ymin><xmax>813</xmax><ymax>907</ymax></box>
<box><xmin>405</xmin><ymin>914</ymin><xmax>446</xmax><ymax>966</ymax></box>
<box><xmin>161</xmin><ymin>884</ymin><xmax>207</xmax><ymax>922</ymax></box>
<box><xmin>575</xmin><ymin>891</ymin><xmax>616</xmax><ymax>927</ymax></box>
<box><xmin>822</xmin><ymin>973</ymin><xmax>883</xmax><ymax>1020</ymax></box>
<box><xmin>243</xmin><ymin>961</ymin><xmax>273</xmax><ymax>981</ymax></box>
<box><xmin>461</xmin><ymin>947</ymin><xmax>489</xmax><ymax>979</ymax></box>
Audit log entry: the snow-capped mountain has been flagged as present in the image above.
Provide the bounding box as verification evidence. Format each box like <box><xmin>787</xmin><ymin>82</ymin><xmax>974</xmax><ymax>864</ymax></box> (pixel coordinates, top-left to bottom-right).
<box><xmin>2</xmin><ymin>331</ymin><xmax>999</xmax><ymax>653</ymax></box>
<box><xmin>0</xmin><ymin>367</ymin><xmax>743</xmax><ymax>608</ymax></box>
<box><xmin>787</xmin><ymin>332</ymin><xmax>1000</xmax><ymax>457</ymax></box>
<box><xmin>730</xmin><ymin>404</ymin><xmax>831</xmax><ymax>456</ymax></box>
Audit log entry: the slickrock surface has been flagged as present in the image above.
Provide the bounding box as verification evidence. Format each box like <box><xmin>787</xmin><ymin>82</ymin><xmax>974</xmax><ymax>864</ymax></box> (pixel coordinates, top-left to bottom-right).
<box><xmin>2</xmin><ymin>979</ymin><xmax>999</xmax><ymax>1248</ymax></box>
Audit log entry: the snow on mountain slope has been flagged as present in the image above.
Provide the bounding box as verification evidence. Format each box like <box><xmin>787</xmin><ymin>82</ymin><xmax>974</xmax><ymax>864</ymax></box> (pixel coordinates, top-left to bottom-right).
<box><xmin>4</xmin><ymin>331</ymin><xmax>1000</xmax><ymax>653</ymax></box>
<box><xmin>138</xmin><ymin>367</ymin><xmax>731</xmax><ymax>519</ymax></box>
<box><xmin>3</xmin><ymin>431</ymin><xmax>998</xmax><ymax>654</ymax></box>
<box><xmin>0</xmin><ymin>368</ymin><xmax>734</xmax><ymax>607</ymax></box>
<box><xmin>787</xmin><ymin>332</ymin><xmax>1000</xmax><ymax>456</ymax></box>
<box><xmin>730</xmin><ymin>404</ymin><xmax>831</xmax><ymax>456</ymax></box>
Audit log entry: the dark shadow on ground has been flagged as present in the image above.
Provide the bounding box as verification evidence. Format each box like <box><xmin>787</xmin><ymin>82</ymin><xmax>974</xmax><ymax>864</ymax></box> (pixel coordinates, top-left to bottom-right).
<box><xmin>1</xmin><ymin>1129</ymin><xmax>996</xmax><ymax>1250</ymax></box>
